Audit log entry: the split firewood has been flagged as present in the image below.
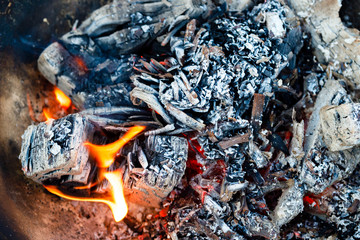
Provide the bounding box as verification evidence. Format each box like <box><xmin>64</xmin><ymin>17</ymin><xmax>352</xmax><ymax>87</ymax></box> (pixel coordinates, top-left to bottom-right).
<box><xmin>288</xmin><ymin>0</ymin><xmax>360</xmax><ymax>88</ymax></box>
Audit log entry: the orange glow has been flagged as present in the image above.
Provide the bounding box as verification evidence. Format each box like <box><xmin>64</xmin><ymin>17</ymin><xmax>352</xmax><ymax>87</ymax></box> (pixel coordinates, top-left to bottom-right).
<box><xmin>73</xmin><ymin>56</ymin><xmax>88</xmax><ymax>72</ymax></box>
<box><xmin>44</xmin><ymin>170</ymin><xmax>128</xmax><ymax>222</ymax></box>
<box><xmin>84</xmin><ymin>126</ymin><xmax>146</xmax><ymax>168</ymax></box>
<box><xmin>54</xmin><ymin>87</ymin><xmax>72</xmax><ymax>109</ymax></box>
<box><xmin>43</xmin><ymin>108</ymin><xmax>54</xmax><ymax>121</ymax></box>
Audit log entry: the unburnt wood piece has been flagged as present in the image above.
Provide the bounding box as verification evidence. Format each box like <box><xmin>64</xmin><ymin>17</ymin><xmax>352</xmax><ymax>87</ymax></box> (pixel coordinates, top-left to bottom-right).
<box><xmin>124</xmin><ymin>135</ymin><xmax>188</xmax><ymax>207</ymax></box>
<box><xmin>19</xmin><ymin>114</ymin><xmax>93</xmax><ymax>184</ymax></box>
<box><xmin>218</xmin><ymin>131</ymin><xmax>251</xmax><ymax>149</ymax></box>
<box><xmin>250</xmin><ymin>93</ymin><xmax>265</xmax><ymax>138</ymax></box>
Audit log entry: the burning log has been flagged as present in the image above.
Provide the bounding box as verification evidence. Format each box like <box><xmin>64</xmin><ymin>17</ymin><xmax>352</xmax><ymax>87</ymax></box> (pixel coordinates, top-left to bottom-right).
<box><xmin>19</xmin><ymin>106</ymin><xmax>150</xmax><ymax>183</ymax></box>
<box><xmin>20</xmin><ymin>106</ymin><xmax>188</xmax><ymax>208</ymax></box>
<box><xmin>38</xmin><ymin>41</ymin><xmax>134</xmax><ymax>109</ymax></box>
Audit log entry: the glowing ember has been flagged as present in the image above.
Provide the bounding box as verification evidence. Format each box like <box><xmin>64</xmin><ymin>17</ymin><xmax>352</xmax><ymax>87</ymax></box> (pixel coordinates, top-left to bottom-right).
<box><xmin>54</xmin><ymin>87</ymin><xmax>72</xmax><ymax>109</ymax></box>
<box><xmin>43</xmin><ymin>108</ymin><xmax>54</xmax><ymax>121</ymax></box>
<box><xmin>73</xmin><ymin>55</ymin><xmax>88</xmax><ymax>72</ymax></box>
<box><xmin>44</xmin><ymin>170</ymin><xmax>128</xmax><ymax>222</ymax></box>
<box><xmin>84</xmin><ymin>126</ymin><xmax>146</xmax><ymax>168</ymax></box>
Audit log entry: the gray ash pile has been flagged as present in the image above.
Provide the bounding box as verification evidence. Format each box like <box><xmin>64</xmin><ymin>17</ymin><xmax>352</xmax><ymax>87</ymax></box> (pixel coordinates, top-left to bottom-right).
<box><xmin>18</xmin><ymin>0</ymin><xmax>360</xmax><ymax>239</ymax></box>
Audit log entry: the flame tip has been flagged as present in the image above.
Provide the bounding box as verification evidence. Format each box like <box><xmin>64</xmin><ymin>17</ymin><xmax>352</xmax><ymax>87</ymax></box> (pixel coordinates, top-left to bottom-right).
<box><xmin>54</xmin><ymin>87</ymin><xmax>72</xmax><ymax>109</ymax></box>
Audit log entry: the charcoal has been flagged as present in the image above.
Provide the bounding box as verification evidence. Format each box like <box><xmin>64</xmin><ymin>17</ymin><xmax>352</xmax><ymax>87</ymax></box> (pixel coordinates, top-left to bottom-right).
<box><xmin>303</xmin><ymin>182</ymin><xmax>360</xmax><ymax>238</ymax></box>
<box><xmin>133</xmin><ymin>0</ymin><xmax>295</xmax><ymax>130</ymax></box>
<box><xmin>65</xmin><ymin>161</ymin><xmax>92</xmax><ymax>185</ymax></box>
<box><xmin>279</xmin><ymin>118</ymin><xmax>304</xmax><ymax>169</ymax></box>
<box><xmin>130</xmin><ymin>87</ymin><xmax>173</xmax><ymax>124</ymax></box>
<box><xmin>37</xmin><ymin>0</ymin><xmax>224</xmax><ymax>110</ymax></box>
<box><xmin>19</xmin><ymin>114</ymin><xmax>93</xmax><ymax>184</ymax></box>
<box><xmin>248</xmin><ymin>141</ymin><xmax>268</xmax><ymax>169</ymax></box>
<box><xmin>240</xmin><ymin>212</ymin><xmax>279</xmax><ymax>239</ymax></box>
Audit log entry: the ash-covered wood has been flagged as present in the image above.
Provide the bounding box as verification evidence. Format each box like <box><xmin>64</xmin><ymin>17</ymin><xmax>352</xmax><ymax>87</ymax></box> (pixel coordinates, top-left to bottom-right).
<box><xmin>19</xmin><ymin>106</ymin><xmax>153</xmax><ymax>185</ymax></box>
<box><xmin>19</xmin><ymin>114</ymin><xmax>93</xmax><ymax>184</ymax></box>
<box><xmin>124</xmin><ymin>135</ymin><xmax>188</xmax><ymax>207</ymax></box>
<box><xmin>320</xmin><ymin>103</ymin><xmax>360</xmax><ymax>151</ymax></box>
<box><xmin>37</xmin><ymin>0</ymin><xmax>222</xmax><ymax>110</ymax></box>
<box><xmin>38</xmin><ymin>42</ymin><xmax>133</xmax><ymax>109</ymax></box>
<box><xmin>300</xmin><ymin>80</ymin><xmax>360</xmax><ymax>195</ymax></box>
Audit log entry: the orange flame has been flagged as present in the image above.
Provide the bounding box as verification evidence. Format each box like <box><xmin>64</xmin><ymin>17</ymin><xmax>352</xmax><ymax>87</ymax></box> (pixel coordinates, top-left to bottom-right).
<box><xmin>44</xmin><ymin>126</ymin><xmax>146</xmax><ymax>222</ymax></box>
<box><xmin>43</xmin><ymin>108</ymin><xmax>54</xmax><ymax>121</ymax></box>
<box><xmin>54</xmin><ymin>87</ymin><xmax>72</xmax><ymax>109</ymax></box>
<box><xmin>84</xmin><ymin>126</ymin><xmax>146</xmax><ymax>168</ymax></box>
<box><xmin>44</xmin><ymin>170</ymin><xmax>128</xmax><ymax>222</ymax></box>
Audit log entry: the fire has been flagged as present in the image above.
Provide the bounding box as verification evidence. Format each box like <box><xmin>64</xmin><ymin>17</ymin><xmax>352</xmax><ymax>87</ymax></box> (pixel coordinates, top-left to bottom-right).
<box><xmin>44</xmin><ymin>126</ymin><xmax>146</xmax><ymax>222</ymax></box>
<box><xmin>84</xmin><ymin>126</ymin><xmax>146</xmax><ymax>168</ymax></box>
<box><xmin>43</xmin><ymin>108</ymin><xmax>54</xmax><ymax>121</ymax></box>
<box><xmin>44</xmin><ymin>170</ymin><xmax>128</xmax><ymax>222</ymax></box>
<box><xmin>54</xmin><ymin>87</ymin><xmax>72</xmax><ymax>109</ymax></box>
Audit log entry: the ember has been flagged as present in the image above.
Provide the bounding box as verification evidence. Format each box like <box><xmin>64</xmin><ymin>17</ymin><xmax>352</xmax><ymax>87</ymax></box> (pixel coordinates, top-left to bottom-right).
<box><xmin>17</xmin><ymin>0</ymin><xmax>360</xmax><ymax>238</ymax></box>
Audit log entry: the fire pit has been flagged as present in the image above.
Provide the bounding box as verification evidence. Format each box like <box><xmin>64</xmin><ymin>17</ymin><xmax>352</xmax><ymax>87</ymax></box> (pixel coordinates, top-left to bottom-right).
<box><xmin>2</xmin><ymin>0</ymin><xmax>360</xmax><ymax>239</ymax></box>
